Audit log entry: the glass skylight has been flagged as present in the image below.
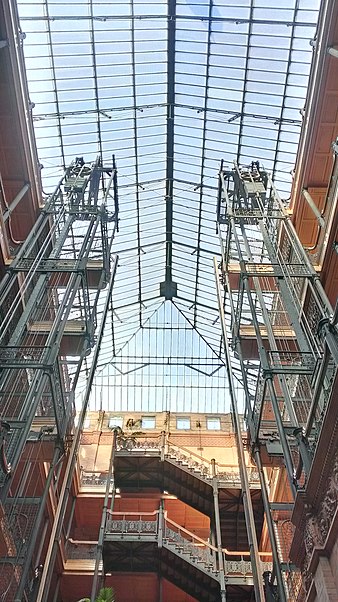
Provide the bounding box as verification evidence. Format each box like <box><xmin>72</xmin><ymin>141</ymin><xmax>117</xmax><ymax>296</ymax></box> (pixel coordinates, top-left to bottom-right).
<box><xmin>18</xmin><ymin>0</ymin><xmax>320</xmax><ymax>414</ymax></box>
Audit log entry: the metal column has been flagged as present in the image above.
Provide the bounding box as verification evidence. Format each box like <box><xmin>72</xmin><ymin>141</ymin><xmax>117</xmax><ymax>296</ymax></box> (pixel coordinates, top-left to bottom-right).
<box><xmin>211</xmin><ymin>458</ymin><xmax>226</xmax><ymax>602</ymax></box>
<box><xmin>214</xmin><ymin>257</ymin><xmax>265</xmax><ymax>602</ymax></box>
<box><xmin>90</xmin><ymin>430</ymin><xmax>116</xmax><ymax>602</ymax></box>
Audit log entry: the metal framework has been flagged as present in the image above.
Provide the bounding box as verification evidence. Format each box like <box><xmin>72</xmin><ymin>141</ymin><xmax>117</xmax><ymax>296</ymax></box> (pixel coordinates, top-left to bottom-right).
<box><xmin>0</xmin><ymin>156</ymin><xmax>118</xmax><ymax>599</ymax></box>
<box><xmin>16</xmin><ymin>0</ymin><xmax>321</xmax><ymax>415</ymax></box>
<box><xmin>1</xmin><ymin>1</ymin><xmax>330</xmax><ymax>599</ymax></box>
<box><xmin>216</xmin><ymin>161</ymin><xmax>338</xmax><ymax>599</ymax></box>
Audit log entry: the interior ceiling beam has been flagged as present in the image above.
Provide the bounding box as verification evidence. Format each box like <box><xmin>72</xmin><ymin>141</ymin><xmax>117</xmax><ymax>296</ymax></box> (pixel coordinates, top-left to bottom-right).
<box><xmin>32</xmin><ymin>103</ymin><xmax>301</xmax><ymax>127</ymax></box>
<box><xmin>270</xmin><ymin>1</ymin><xmax>299</xmax><ymax>181</ymax></box>
<box><xmin>130</xmin><ymin>0</ymin><xmax>143</xmax><ymax>327</ymax></box>
<box><xmin>89</xmin><ymin>0</ymin><xmax>104</xmax><ymax>167</ymax></box>
<box><xmin>21</xmin><ymin>15</ymin><xmax>317</xmax><ymax>27</ymax></box>
<box><xmin>193</xmin><ymin>0</ymin><xmax>214</xmax><ymax>328</ymax></box>
<box><xmin>161</xmin><ymin>0</ymin><xmax>177</xmax><ymax>300</ymax></box>
<box><xmin>43</xmin><ymin>0</ymin><xmax>65</xmax><ymax>169</ymax></box>
<box><xmin>172</xmin><ymin>300</ymin><xmax>225</xmax><ymax>362</ymax></box>
<box><xmin>236</xmin><ymin>0</ymin><xmax>254</xmax><ymax>166</ymax></box>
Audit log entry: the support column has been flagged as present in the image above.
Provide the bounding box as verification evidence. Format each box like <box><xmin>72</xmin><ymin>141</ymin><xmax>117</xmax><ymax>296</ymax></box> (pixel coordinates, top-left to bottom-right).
<box><xmin>302</xmin><ymin>188</ymin><xmax>325</xmax><ymax>227</ymax></box>
<box><xmin>160</xmin><ymin>430</ymin><xmax>166</xmax><ymax>461</ymax></box>
<box><xmin>51</xmin><ymin>576</ymin><xmax>60</xmax><ymax>602</ymax></box>
<box><xmin>254</xmin><ymin>448</ymin><xmax>287</xmax><ymax>602</ymax></box>
<box><xmin>210</xmin><ymin>519</ymin><xmax>217</xmax><ymax>570</ymax></box>
<box><xmin>3</xmin><ymin>182</ymin><xmax>30</xmax><ymax>222</ymax></box>
<box><xmin>211</xmin><ymin>459</ymin><xmax>226</xmax><ymax>602</ymax></box>
<box><xmin>35</xmin><ymin>266</ymin><xmax>117</xmax><ymax>602</ymax></box>
<box><xmin>214</xmin><ymin>257</ymin><xmax>265</xmax><ymax>602</ymax></box>
<box><xmin>158</xmin><ymin>500</ymin><xmax>164</xmax><ymax>548</ymax></box>
<box><xmin>14</xmin><ymin>445</ymin><xmax>62</xmax><ymax>601</ymax></box>
<box><xmin>90</xmin><ymin>429</ymin><xmax>116</xmax><ymax>602</ymax></box>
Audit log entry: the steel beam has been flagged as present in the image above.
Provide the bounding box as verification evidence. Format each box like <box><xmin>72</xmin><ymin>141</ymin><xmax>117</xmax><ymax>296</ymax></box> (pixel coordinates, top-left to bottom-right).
<box><xmin>214</xmin><ymin>257</ymin><xmax>265</xmax><ymax>602</ymax></box>
<box><xmin>302</xmin><ymin>188</ymin><xmax>325</xmax><ymax>227</ymax></box>
<box><xmin>90</xmin><ymin>430</ymin><xmax>116</xmax><ymax>601</ymax></box>
<box><xmin>161</xmin><ymin>0</ymin><xmax>177</xmax><ymax>299</ymax></box>
<box><xmin>3</xmin><ymin>182</ymin><xmax>30</xmax><ymax>222</ymax></box>
<box><xmin>211</xmin><ymin>459</ymin><xmax>226</xmax><ymax>601</ymax></box>
<box><xmin>254</xmin><ymin>449</ymin><xmax>287</xmax><ymax>602</ymax></box>
<box><xmin>14</xmin><ymin>444</ymin><xmax>62</xmax><ymax>601</ymax></box>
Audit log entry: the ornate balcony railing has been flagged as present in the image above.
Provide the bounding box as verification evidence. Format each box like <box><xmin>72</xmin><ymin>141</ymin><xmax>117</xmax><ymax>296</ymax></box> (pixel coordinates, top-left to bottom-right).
<box><xmin>116</xmin><ymin>433</ymin><xmax>161</xmax><ymax>452</ymax></box>
<box><xmin>106</xmin><ymin>512</ymin><xmax>158</xmax><ymax>537</ymax></box>
<box><xmin>166</xmin><ymin>443</ymin><xmax>212</xmax><ymax>480</ymax></box>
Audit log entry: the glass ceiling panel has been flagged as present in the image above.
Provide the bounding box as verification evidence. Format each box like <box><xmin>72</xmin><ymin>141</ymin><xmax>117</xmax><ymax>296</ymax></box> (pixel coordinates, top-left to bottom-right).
<box><xmin>17</xmin><ymin>0</ymin><xmax>320</xmax><ymax>413</ymax></box>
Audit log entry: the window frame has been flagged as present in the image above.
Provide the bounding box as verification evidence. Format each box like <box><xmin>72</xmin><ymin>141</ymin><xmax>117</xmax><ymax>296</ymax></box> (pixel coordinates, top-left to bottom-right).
<box><xmin>206</xmin><ymin>416</ymin><xmax>221</xmax><ymax>430</ymax></box>
<box><xmin>108</xmin><ymin>416</ymin><xmax>124</xmax><ymax>430</ymax></box>
<box><xmin>176</xmin><ymin>416</ymin><xmax>191</xmax><ymax>430</ymax></box>
<box><xmin>141</xmin><ymin>415</ymin><xmax>156</xmax><ymax>429</ymax></box>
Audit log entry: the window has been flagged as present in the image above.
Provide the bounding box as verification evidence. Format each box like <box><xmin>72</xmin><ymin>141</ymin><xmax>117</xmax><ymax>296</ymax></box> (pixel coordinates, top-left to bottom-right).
<box><xmin>176</xmin><ymin>416</ymin><xmax>191</xmax><ymax>430</ymax></box>
<box><xmin>206</xmin><ymin>417</ymin><xmax>221</xmax><ymax>430</ymax></box>
<box><xmin>108</xmin><ymin>416</ymin><xmax>123</xmax><ymax>430</ymax></box>
<box><xmin>141</xmin><ymin>416</ymin><xmax>156</xmax><ymax>429</ymax></box>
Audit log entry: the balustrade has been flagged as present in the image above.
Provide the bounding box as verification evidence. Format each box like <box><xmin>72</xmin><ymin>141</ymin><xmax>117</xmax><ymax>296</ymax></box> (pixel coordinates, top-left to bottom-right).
<box><xmin>105</xmin><ymin>512</ymin><xmax>158</xmax><ymax>537</ymax></box>
<box><xmin>163</xmin><ymin>523</ymin><xmax>216</xmax><ymax>573</ymax></box>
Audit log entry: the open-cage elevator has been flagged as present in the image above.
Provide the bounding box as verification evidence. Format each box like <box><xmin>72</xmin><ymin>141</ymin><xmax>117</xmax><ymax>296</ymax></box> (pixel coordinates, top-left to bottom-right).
<box><xmin>216</xmin><ymin>160</ymin><xmax>338</xmax><ymax>600</ymax></box>
<box><xmin>0</xmin><ymin>156</ymin><xmax>118</xmax><ymax>601</ymax></box>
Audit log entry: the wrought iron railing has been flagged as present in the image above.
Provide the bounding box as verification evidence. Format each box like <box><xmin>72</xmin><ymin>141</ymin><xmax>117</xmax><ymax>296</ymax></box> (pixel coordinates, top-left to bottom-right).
<box><xmin>163</xmin><ymin>521</ymin><xmax>216</xmax><ymax>574</ymax></box>
<box><xmin>116</xmin><ymin>433</ymin><xmax>161</xmax><ymax>452</ymax></box>
<box><xmin>166</xmin><ymin>443</ymin><xmax>212</xmax><ymax>479</ymax></box>
<box><xmin>105</xmin><ymin>512</ymin><xmax>158</xmax><ymax>537</ymax></box>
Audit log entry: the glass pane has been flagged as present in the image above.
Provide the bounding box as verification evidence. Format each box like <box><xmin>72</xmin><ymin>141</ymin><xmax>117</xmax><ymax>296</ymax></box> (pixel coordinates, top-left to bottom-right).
<box><xmin>141</xmin><ymin>416</ymin><xmax>156</xmax><ymax>429</ymax></box>
<box><xmin>176</xmin><ymin>416</ymin><xmax>191</xmax><ymax>430</ymax></box>
<box><xmin>207</xmin><ymin>417</ymin><xmax>221</xmax><ymax>430</ymax></box>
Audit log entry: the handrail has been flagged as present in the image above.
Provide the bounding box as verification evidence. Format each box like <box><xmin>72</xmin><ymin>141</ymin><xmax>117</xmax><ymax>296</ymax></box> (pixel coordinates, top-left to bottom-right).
<box><xmin>122</xmin><ymin>436</ymin><xmax>257</xmax><ymax>476</ymax></box>
<box><xmin>164</xmin><ymin>515</ymin><xmax>217</xmax><ymax>553</ymax></box>
<box><xmin>106</xmin><ymin>510</ymin><xmax>158</xmax><ymax>518</ymax></box>
<box><xmin>167</xmin><ymin>442</ymin><xmax>244</xmax><ymax>476</ymax></box>
<box><xmin>81</xmin><ymin>431</ymin><xmax>247</xmax><ymax>473</ymax></box>
<box><xmin>164</xmin><ymin>514</ymin><xmax>272</xmax><ymax>558</ymax></box>
<box><xmin>67</xmin><ymin>538</ymin><xmax>98</xmax><ymax>545</ymax></box>
<box><xmin>166</xmin><ymin>441</ymin><xmax>212</xmax><ymax>465</ymax></box>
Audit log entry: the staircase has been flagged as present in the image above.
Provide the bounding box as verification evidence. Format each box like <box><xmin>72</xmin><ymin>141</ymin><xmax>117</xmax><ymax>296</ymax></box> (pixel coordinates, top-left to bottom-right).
<box><xmin>114</xmin><ymin>435</ymin><xmax>260</xmax><ymax>488</ymax></box>
<box><xmin>110</xmin><ymin>437</ymin><xmax>264</xmax><ymax>550</ymax></box>
<box><xmin>64</xmin><ymin>507</ymin><xmax>271</xmax><ymax>601</ymax></box>
<box><xmin>102</xmin><ymin>510</ymin><xmax>271</xmax><ymax>601</ymax></box>
<box><xmin>163</xmin><ymin>523</ymin><xmax>218</xmax><ymax>580</ymax></box>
